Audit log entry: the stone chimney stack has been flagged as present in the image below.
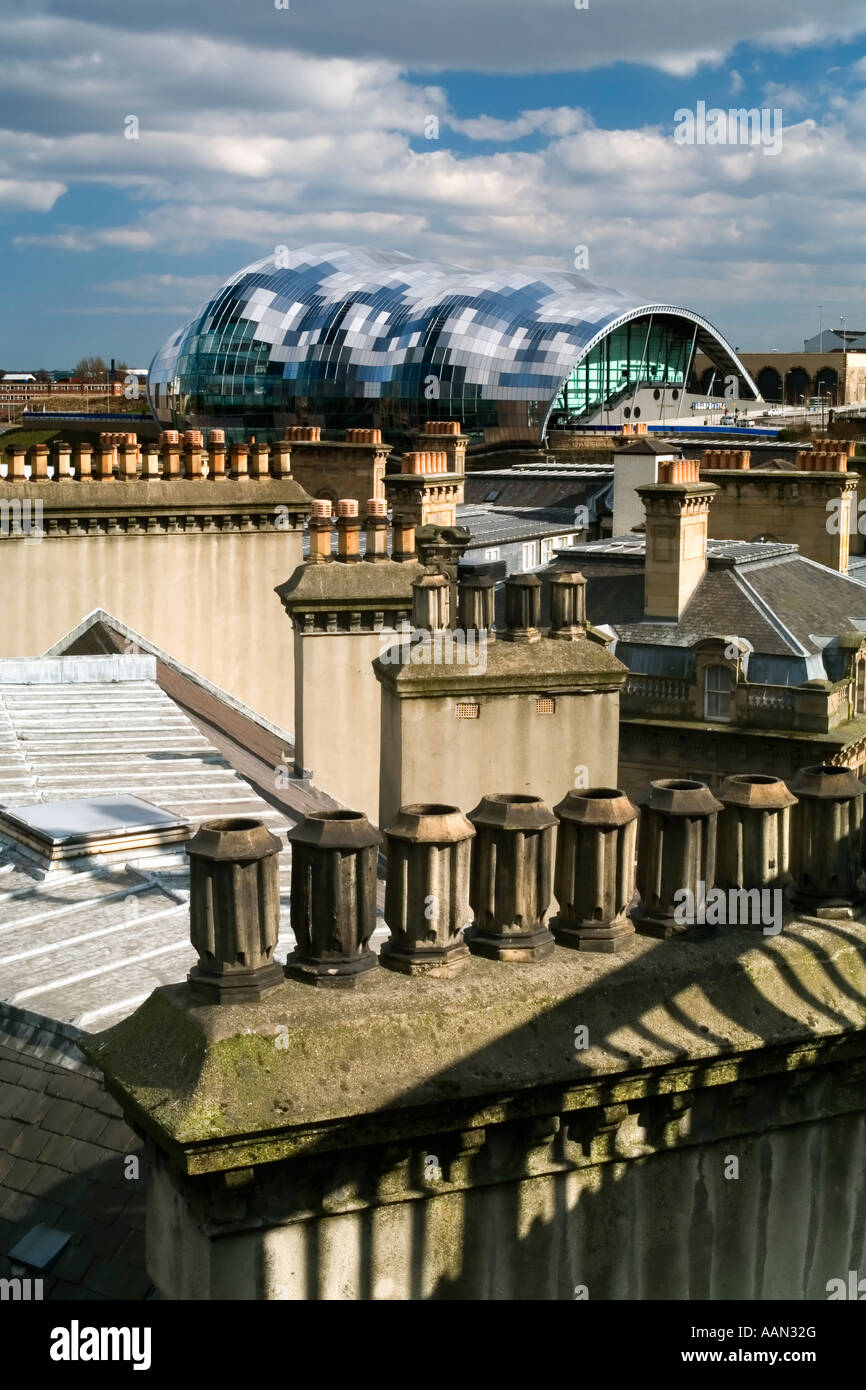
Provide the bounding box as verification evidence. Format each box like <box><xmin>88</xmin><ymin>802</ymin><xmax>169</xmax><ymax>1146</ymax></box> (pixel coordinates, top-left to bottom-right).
<box><xmin>411</xmin><ymin>571</ymin><xmax>450</xmax><ymax>631</ymax></box>
<box><xmin>548</xmin><ymin>571</ymin><xmax>587</xmax><ymax>640</ymax></box>
<box><xmin>457</xmin><ymin>573</ymin><xmax>496</xmax><ymax>636</ymax></box>
<box><xmin>637</xmin><ymin>462</ymin><xmax>718</xmax><ymax>621</ymax></box>
<box><xmin>501</xmin><ymin>574</ymin><xmax>542</xmax><ymax>643</ymax></box>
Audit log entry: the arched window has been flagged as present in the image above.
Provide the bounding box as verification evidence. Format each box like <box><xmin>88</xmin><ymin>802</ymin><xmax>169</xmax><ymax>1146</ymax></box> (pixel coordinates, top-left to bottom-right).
<box><xmin>704</xmin><ymin>665</ymin><xmax>733</xmax><ymax>721</ymax></box>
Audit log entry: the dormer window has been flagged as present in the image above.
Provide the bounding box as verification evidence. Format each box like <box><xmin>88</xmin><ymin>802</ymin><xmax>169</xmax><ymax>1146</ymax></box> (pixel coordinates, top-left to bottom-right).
<box><xmin>704</xmin><ymin>665</ymin><xmax>733</xmax><ymax>721</ymax></box>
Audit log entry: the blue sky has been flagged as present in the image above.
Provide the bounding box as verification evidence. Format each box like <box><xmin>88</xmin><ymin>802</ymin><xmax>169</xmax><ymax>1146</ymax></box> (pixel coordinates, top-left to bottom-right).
<box><xmin>1</xmin><ymin>1</ymin><xmax>865</xmax><ymax>369</ymax></box>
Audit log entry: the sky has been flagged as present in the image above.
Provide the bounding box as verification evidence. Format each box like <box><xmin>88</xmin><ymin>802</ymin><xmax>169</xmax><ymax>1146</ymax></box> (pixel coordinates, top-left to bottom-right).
<box><xmin>1</xmin><ymin>0</ymin><xmax>865</xmax><ymax>369</ymax></box>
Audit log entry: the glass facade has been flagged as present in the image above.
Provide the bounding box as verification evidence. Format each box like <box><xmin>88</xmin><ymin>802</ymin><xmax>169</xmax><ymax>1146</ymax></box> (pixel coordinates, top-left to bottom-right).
<box><xmin>147</xmin><ymin>244</ymin><xmax>756</xmax><ymax>444</ymax></box>
<box><xmin>552</xmin><ymin>316</ymin><xmax>693</xmax><ymax>420</ymax></box>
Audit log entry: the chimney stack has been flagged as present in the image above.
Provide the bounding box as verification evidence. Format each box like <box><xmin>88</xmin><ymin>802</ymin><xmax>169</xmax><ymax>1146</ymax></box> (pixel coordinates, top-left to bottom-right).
<box><xmin>548</xmin><ymin>571</ymin><xmax>587</xmax><ymax>640</ymax></box>
<box><xmin>501</xmin><ymin>574</ymin><xmax>542</xmax><ymax>643</ymax></box>
<box><xmin>207</xmin><ymin>430</ymin><xmax>227</xmax><ymax>479</ymax></box>
<box><xmin>637</xmin><ymin>467</ymin><xmax>717</xmax><ymax>621</ymax></box>
<box><xmin>457</xmin><ymin>573</ymin><xmax>496</xmax><ymax>635</ymax></box>
<box><xmin>392</xmin><ymin>514</ymin><xmax>416</xmax><ymax>562</ymax></box>
<box><xmin>308</xmin><ymin>499</ymin><xmax>333</xmax><ymax>562</ymax></box>
<box><xmin>411</xmin><ymin>571</ymin><xmax>450</xmax><ymax>631</ymax></box>
<box><xmin>186</xmin><ymin>818</ymin><xmax>284</xmax><ymax>1003</ymax></box>
<box><xmin>363</xmin><ymin>497</ymin><xmax>389</xmax><ymax>561</ymax></box>
<box><xmin>160</xmin><ymin>431</ymin><xmax>181</xmax><ymax>479</ymax></box>
<box><xmin>286</xmin><ymin>810</ymin><xmax>383</xmax><ymax>987</ymax></box>
<box><xmin>336</xmin><ymin>498</ymin><xmax>361</xmax><ymax>561</ymax></box>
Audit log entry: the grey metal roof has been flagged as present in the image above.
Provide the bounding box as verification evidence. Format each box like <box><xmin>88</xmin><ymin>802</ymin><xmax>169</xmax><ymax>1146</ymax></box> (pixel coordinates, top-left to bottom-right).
<box><xmin>0</xmin><ymin>641</ymin><xmax>391</xmax><ymax>1303</ymax></box>
<box><xmin>458</xmin><ymin>505</ymin><xmax>585</xmax><ymax>549</ymax></box>
<box><xmin>0</xmin><ymin>659</ymin><xmax>297</xmax><ymax>1032</ymax></box>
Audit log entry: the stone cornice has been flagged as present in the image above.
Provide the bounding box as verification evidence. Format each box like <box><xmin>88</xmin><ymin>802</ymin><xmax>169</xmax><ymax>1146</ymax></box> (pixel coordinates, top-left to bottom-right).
<box><xmin>83</xmin><ymin>911</ymin><xmax>866</xmax><ymax>1177</ymax></box>
<box><xmin>373</xmin><ymin>634</ymin><xmax>627</xmax><ymax>696</ymax></box>
<box><xmin>0</xmin><ymin>479</ymin><xmax>312</xmax><ymax>536</ymax></box>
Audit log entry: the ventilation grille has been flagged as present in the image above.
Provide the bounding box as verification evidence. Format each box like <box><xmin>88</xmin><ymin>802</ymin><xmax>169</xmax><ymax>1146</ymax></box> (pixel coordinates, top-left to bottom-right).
<box><xmin>455</xmin><ymin>702</ymin><xmax>480</xmax><ymax>720</ymax></box>
<box><xmin>536</xmin><ymin>697</ymin><xmax>556</xmax><ymax>715</ymax></box>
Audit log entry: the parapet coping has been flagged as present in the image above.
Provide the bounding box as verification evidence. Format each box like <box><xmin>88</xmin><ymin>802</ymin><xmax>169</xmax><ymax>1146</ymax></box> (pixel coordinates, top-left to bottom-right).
<box><xmin>82</xmin><ymin>911</ymin><xmax>866</xmax><ymax>1175</ymax></box>
<box><xmin>373</xmin><ymin>634</ymin><xmax>627</xmax><ymax>693</ymax></box>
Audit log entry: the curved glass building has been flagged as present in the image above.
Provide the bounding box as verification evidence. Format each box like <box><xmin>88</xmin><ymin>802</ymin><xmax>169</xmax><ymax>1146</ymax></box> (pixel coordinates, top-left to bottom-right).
<box><xmin>148</xmin><ymin>243</ymin><xmax>759</xmax><ymax>444</ymax></box>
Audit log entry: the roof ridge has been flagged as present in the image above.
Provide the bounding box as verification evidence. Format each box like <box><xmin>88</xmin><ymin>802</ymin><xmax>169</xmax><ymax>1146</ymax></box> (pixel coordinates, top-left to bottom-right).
<box><xmin>726</xmin><ymin>567</ymin><xmax>809</xmax><ymax>657</ymax></box>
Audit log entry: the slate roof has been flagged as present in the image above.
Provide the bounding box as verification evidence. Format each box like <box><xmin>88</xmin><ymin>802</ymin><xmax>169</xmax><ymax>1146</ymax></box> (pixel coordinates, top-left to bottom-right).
<box><xmin>0</xmin><ymin>1023</ymin><xmax>148</xmax><ymax>1301</ymax></box>
<box><xmin>464</xmin><ymin>468</ymin><xmax>613</xmax><ymax>514</ymax></box>
<box><xmin>549</xmin><ymin>537</ymin><xmax>866</xmax><ymax>671</ymax></box>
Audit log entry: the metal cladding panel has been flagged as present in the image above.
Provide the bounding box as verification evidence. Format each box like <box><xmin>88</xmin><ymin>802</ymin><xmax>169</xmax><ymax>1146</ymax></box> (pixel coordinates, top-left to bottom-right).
<box><xmin>147</xmin><ymin>243</ymin><xmax>755</xmax><ymax>433</ymax></box>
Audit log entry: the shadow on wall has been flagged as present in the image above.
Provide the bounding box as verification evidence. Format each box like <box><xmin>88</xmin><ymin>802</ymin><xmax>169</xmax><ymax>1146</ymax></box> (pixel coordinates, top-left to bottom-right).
<box><xmin>277</xmin><ymin>914</ymin><xmax>866</xmax><ymax>1300</ymax></box>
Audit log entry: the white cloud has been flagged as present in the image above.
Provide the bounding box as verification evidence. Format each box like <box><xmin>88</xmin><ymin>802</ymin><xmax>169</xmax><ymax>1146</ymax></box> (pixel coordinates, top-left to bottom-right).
<box><xmin>2</xmin><ymin>6</ymin><xmax>866</xmax><ymax>351</ymax></box>
<box><xmin>17</xmin><ymin>0</ymin><xmax>866</xmax><ymax>75</ymax></box>
<box><xmin>0</xmin><ymin>178</ymin><xmax>66</xmax><ymax>210</ymax></box>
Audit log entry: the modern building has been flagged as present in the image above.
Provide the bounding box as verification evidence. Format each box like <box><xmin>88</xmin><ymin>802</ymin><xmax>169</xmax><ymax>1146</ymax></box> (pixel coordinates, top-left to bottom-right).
<box><xmin>147</xmin><ymin>243</ymin><xmax>761</xmax><ymax>447</ymax></box>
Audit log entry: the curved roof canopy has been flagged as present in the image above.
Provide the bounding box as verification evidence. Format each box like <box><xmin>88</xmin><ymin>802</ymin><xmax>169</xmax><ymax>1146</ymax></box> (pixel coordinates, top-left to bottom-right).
<box><xmin>148</xmin><ymin>243</ymin><xmax>759</xmax><ymax>431</ymax></box>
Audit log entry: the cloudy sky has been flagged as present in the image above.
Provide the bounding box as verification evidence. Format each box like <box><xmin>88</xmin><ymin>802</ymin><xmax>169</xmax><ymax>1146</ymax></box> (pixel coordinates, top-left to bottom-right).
<box><xmin>1</xmin><ymin>0</ymin><xmax>864</xmax><ymax>368</ymax></box>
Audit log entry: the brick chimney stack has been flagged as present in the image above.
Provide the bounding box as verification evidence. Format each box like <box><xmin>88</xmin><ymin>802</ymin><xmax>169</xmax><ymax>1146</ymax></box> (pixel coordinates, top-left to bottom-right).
<box><xmin>336</xmin><ymin>498</ymin><xmax>361</xmax><ymax>562</ymax></box>
<box><xmin>207</xmin><ymin>430</ymin><xmax>227</xmax><ymax>478</ymax></box>
<box><xmin>392</xmin><ymin>513</ymin><xmax>416</xmax><ymax>563</ymax></box>
<box><xmin>637</xmin><ymin>463</ymin><xmax>718</xmax><ymax>621</ymax></box>
<box><xmin>364</xmin><ymin>498</ymin><xmax>389</xmax><ymax>561</ymax></box>
<box><xmin>308</xmin><ymin>499</ymin><xmax>333</xmax><ymax>562</ymax></box>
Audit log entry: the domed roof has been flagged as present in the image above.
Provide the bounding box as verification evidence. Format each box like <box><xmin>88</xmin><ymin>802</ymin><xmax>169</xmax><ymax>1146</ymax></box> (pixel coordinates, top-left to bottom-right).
<box><xmin>148</xmin><ymin>243</ymin><xmax>756</xmax><ymax>418</ymax></box>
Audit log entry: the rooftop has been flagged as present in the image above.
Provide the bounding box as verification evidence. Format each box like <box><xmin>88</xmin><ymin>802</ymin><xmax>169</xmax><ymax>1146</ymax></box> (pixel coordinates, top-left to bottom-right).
<box><xmin>550</xmin><ymin>537</ymin><xmax>866</xmax><ymax>676</ymax></box>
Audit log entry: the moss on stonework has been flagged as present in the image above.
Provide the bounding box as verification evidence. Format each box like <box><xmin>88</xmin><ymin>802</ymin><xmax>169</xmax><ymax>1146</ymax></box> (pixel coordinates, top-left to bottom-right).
<box><xmin>81</xmin><ymin>913</ymin><xmax>866</xmax><ymax>1175</ymax></box>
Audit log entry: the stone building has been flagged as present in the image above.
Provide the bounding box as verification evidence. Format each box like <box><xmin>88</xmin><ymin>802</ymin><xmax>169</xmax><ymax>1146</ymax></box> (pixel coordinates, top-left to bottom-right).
<box><xmin>278</xmin><ymin>501</ymin><xmax>624</xmax><ymax>824</ymax></box>
<box><xmin>692</xmin><ymin>348</ymin><xmax>866</xmax><ymax>407</ymax></box>
<box><xmin>373</xmin><ymin>569</ymin><xmax>625</xmax><ymax>826</ymax></box>
<box><xmin>546</xmin><ymin>460</ymin><xmax>866</xmax><ymax>794</ymax></box>
<box><xmin>82</xmin><ymin>755</ymin><xmax>866</xmax><ymax>1299</ymax></box>
<box><xmin>608</xmin><ymin>438</ymin><xmax>860</xmax><ymax>574</ymax></box>
<box><xmin>0</xmin><ymin>429</ymin><xmax>312</xmax><ymax>736</ymax></box>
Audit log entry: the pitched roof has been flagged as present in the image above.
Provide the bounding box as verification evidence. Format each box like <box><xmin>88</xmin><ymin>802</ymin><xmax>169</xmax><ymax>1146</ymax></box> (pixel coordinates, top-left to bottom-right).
<box><xmin>0</xmin><ymin>1022</ymin><xmax>148</xmax><ymax>1301</ymax></box>
<box><xmin>551</xmin><ymin>538</ymin><xmax>866</xmax><ymax>666</ymax></box>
